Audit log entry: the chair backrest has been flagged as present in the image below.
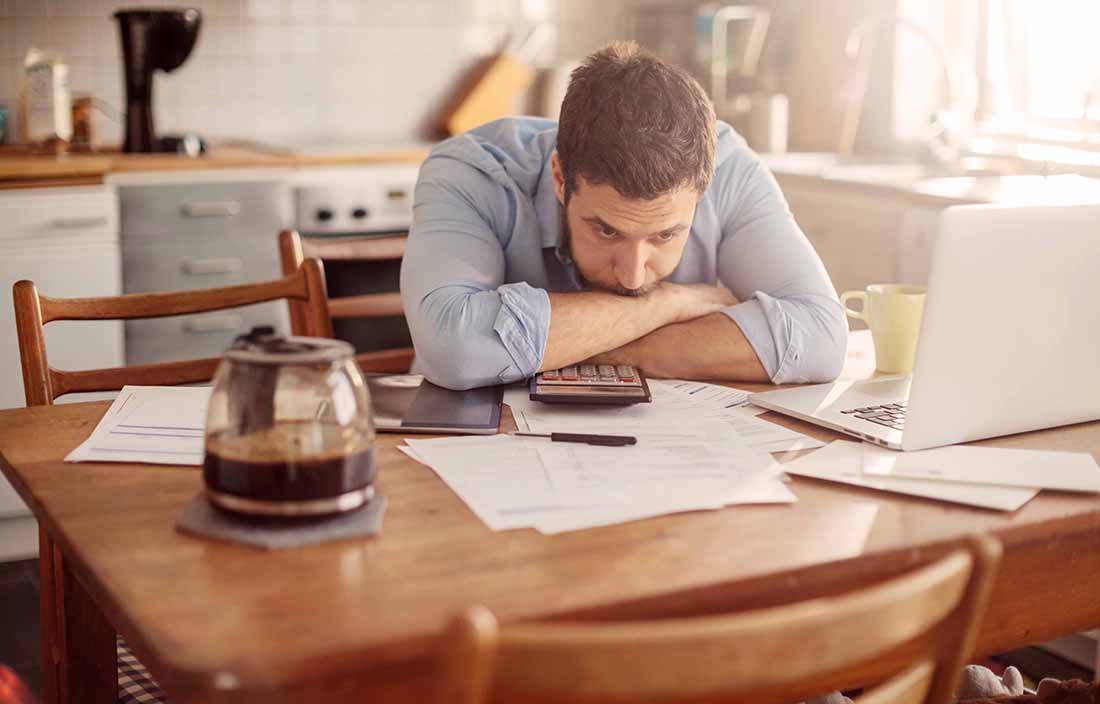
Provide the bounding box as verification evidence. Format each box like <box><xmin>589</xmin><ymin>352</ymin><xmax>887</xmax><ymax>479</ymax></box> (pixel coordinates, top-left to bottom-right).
<box><xmin>439</xmin><ymin>534</ymin><xmax>1002</xmax><ymax>704</ymax></box>
<box><xmin>278</xmin><ymin>229</ymin><xmax>413</xmax><ymax>373</ymax></box>
<box><xmin>13</xmin><ymin>259</ymin><xmax>333</xmax><ymax>406</ymax></box>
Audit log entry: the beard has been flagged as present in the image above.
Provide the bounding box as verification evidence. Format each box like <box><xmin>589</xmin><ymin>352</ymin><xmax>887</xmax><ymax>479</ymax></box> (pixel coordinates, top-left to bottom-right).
<box><xmin>560</xmin><ymin>208</ymin><xmax>660</xmax><ymax>298</ymax></box>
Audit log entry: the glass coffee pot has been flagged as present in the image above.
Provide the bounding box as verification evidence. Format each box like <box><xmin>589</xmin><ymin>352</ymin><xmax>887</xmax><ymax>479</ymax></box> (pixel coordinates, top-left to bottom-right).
<box><xmin>203</xmin><ymin>327</ymin><xmax>375</xmax><ymax>517</ymax></box>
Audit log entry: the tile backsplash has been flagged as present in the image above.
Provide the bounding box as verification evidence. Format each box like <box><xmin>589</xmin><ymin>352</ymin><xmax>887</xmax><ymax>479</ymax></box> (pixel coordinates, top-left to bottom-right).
<box><xmin>0</xmin><ymin>0</ymin><xmax>639</xmax><ymax>146</ymax></box>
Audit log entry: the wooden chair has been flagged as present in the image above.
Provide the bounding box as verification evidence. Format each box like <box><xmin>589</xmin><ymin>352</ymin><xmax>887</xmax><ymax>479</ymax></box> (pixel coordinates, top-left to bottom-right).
<box><xmin>278</xmin><ymin>229</ymin><xmax>415</xmax><ymax>374</ymax></box>
<box><xmin>440</xmin><ymin>534</ymin><xmax>1002</xmax><ymax>704</ymax></box>
<box><xmin>11</xmin><ymin>262</ymin><xmax>332</xmax><ymax>704</ymax></box>
<box><xmin>13</xmin><ymin>260</ymin><xmax>332</xmax><ymax>406</ymax></box>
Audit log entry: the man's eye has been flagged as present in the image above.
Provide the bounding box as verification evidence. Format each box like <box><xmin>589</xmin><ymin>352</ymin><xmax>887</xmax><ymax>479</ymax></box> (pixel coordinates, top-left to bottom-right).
<box><xmin>655</xmin><ymin>232</ymin><xmax>677</xmax><ymax>243</ymax></box>
<box><xmin>598</xmin><ymin>225</ymin><xmax>618</xmax><ymax>239</ymax></box>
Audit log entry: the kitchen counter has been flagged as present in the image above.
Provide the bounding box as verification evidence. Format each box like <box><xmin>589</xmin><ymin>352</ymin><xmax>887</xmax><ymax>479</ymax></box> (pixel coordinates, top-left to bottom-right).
<box><xmin>762</xmin><ymin>152</ymin><xmax>1100</xmax><ymax>206</ymax></box>
<box><xmin>0</xmin><ymin>141</ymin><xmax>432</xmax><ymax>189</ymax></box>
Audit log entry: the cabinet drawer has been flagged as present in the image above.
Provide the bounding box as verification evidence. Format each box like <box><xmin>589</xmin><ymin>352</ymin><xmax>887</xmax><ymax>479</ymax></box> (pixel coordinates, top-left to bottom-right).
<box><xmin>122</xmin><ymin>238</ymin><xmax>282</xmax><ymax>294</ymax></box>
<box><xmin>119</xmin><ymin>181</ymin><xmax>291</xmax><ymax>242</ymax></box>
<box><xmin>124</xmin><ymin>302</ymin><xmax>289</xmax><ymax>366</ymax></box>
<box><xmin>0</xmin><ymin>186</ymin><xmax>117</xmax><ymax>246</ymax></box>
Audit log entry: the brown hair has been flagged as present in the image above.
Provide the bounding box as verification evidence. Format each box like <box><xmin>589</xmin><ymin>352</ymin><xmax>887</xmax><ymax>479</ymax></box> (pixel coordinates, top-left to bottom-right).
<box><xmin>556</xmin><ymin>40</ymin><xmax>717</xmax><ymax>201</ymax></box>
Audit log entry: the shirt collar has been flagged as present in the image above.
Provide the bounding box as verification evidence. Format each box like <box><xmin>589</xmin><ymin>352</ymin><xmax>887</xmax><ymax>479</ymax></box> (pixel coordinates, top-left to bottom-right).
<box><xmin>534</xmin><ymin>152</ymin><xmax>564</xmax><ymax>251</ymax></box>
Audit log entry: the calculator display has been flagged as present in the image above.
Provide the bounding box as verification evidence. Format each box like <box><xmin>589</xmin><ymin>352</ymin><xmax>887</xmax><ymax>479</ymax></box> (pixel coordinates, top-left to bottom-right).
<box><xmin>529</xmin><ymin>364</ymin><xmax>652</xmax><ymax>405</ymax></box>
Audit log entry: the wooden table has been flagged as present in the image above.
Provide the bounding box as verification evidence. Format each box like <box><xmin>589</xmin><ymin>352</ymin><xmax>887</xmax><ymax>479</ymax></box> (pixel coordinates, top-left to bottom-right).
<box><xmin>2</xmin><ymin>331</ymin><xmax>1099</xmax><ymax>704</ymax></box>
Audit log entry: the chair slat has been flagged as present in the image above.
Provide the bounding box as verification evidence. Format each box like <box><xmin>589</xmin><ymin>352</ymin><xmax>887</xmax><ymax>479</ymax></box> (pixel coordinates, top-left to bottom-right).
<box><xmin>444</xmin><ymin>534</ymin><xmax>1002</xmax><ymax>704</ymax></box>
<box><xmin>356</xmin><ymin>348</ymin><xmax>416</xmax><ymax>374</ymax></box>
<box><xmin>329</xmin><ymin>293</ymin><xmax>404</xmax><ymax>319</ymax></box>
<box><xmin>279</xmin><ymin>229</ymin><xmax>410</xmax><ymax>372</ymax></box>
<box><xmin>37</xmin><ymin>272</ymin><xmax>307</xmax><ymax>324</ymax></box>
<box><xmin>50</xmin><ymin>358</ymin><xmax>222</xmax><ymax>397</ymax></box>
<box><xmin>13</xmin><ymin>254</ymin><xmax>332</xmax><ymax>406</ymax></box>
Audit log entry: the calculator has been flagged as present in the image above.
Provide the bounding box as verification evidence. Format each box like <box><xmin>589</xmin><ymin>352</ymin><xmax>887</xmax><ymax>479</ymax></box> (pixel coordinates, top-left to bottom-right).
<box><xmin>529</xmin><ymin>364</ymin><xmax>652</xmax><ymax>405</ymax></box>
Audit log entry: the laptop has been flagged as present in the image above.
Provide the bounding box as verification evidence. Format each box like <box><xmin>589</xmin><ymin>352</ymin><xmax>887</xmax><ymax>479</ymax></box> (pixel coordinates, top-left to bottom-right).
<box><xmin>367</xmin><ymin>374</ymin><xmax>503</xmax><ymax>434</ymax></box>
<box><xmin>750</xmin><ymin>203</ymin><xmax>1100</xmax><ymax>451</ymax></box>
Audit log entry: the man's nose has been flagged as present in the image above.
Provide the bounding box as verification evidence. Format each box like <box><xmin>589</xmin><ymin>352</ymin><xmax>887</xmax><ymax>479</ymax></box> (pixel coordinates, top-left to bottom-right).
<box><xmin>615</xmin><ymin>243</ymin><xmax>649</xmax><ymax>292</ymax></box>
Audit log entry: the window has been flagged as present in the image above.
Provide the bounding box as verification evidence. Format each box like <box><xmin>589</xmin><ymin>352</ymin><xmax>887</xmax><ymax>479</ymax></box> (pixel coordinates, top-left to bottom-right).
<box><xmin>980</xmin><ymin>0</ymin><xmax>1100</xmax><ymax>145</ymax></box>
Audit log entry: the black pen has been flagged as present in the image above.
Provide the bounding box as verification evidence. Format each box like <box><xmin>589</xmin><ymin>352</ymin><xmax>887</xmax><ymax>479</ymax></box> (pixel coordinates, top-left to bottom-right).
<box><xmin>513</xmin><ymin>432</ymin><xmax>637</xmax><ymax>447</ymax></box>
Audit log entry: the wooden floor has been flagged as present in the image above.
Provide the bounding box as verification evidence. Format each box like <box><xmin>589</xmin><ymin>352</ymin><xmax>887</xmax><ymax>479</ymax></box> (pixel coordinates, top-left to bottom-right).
<box><xmin>0</xmin><ymin>558</ymin><xmax>41</xmax><ymax>697</ymax></box>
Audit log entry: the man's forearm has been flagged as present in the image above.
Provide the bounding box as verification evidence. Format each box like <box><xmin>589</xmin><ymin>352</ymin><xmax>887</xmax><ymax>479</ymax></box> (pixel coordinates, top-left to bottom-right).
<box><xmin>589</xmin><ymin>312</ymin><xmax>770</xmax><ymax>382</ymax></box>
<box><xmin>540</xmin><ymin>284</ymin><xmax>735</xmax><ymax>371</ymax></box>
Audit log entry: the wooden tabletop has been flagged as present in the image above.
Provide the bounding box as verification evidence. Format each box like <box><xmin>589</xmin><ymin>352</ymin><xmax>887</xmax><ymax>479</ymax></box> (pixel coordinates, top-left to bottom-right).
<box><xmin>2</xmin><ymin>331</ymin><xmax>1099</xmax><ymax>703</ymax></box>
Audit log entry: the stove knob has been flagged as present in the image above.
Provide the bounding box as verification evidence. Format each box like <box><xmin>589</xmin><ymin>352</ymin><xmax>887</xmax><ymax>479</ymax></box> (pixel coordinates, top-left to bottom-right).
<box><xmin>351</xmin><ymin>207</ymin><xmax>370</xmax><ymax>220</ymax></box>
<box><xmin>316</xmin><ymin>208</ymin><xmax>334</xmax><ymax>222</ymax></box>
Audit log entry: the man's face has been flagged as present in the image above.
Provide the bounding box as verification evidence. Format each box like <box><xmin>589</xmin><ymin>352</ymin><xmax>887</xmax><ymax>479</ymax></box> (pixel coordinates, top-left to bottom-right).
<box><xmin>552</xmin><ymin>152</ymin><xmax>697</xmax><ymax>296</ymax></box>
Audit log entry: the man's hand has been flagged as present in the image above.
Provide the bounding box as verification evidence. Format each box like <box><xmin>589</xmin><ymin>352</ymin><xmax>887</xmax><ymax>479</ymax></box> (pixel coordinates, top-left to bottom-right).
<box><xmin>660</xmin><ymin>283</ymin><xmax>738</xmax><ymax>323</ymax></box>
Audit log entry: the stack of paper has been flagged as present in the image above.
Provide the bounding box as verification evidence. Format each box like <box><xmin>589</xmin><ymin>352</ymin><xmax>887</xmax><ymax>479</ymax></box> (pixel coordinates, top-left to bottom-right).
<box><xmin>781</xmin><ymin>440</ymin><xmax>1100</xmax><ymax>512</ymax></box>
<box><xmin>401</xmin><ymin>419</ymin><xmax>796</xmax><ymax>534</ymax></box>
<box><xmin>505</xmin><ymin>380</ymin><xmax>823</xmax><ymax>455</ymax></box>
<box><xmin>66</xmin><ymin>386</ymin><xmax>210</xmax><ymax>465</ymax></box>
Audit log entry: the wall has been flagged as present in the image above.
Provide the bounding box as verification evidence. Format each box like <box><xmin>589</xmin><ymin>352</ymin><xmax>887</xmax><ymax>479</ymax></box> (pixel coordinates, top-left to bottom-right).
<box><xmin>0</xmin><ymin>0</ymin><xmax>639</xmax><ymax>147</ymax></box>
<box><xmin>0</xmin><ymin>0</ymin><xmax>901</xmax><ymax>153</ymax></box>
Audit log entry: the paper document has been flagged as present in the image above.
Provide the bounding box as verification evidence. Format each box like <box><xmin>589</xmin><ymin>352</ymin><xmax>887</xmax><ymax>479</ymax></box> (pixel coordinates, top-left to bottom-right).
<box><xmin>66</xmin><ymin>386</ymin><xmax>210</xmax><ymax>466</ymax></box>
<box><xmin>660</xmin><ymin>380</ymin><xmax>766</xmax><ymax>416</ymax></box>
<box><xmin>862</xmin><ymin>444</ymin><xmax>1100</xmax><ymax>493</ymax></box>
<box><xmin>783</xmin><ymin>441</ymin><xmax>1039</xmax><ymax>511</ymax></box>
<box><xmin>403</xmin><ymin>421</ymin><xmax>795</xmax><ymax>534</ymax></box>
<box><xmin>504</xmin><ymin>381</ymin><xmax>821</xmax><ymax>454</ymax></box>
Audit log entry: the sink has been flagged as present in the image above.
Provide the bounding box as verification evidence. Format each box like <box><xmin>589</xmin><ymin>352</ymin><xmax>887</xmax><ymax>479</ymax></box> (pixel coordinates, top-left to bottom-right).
<box><xmin>763</xmin><ymin>152</ymin><xmax>1027</xmax><ymax>186</ymax></box>
<box><xmin>819</xmin><ymin>159</ymin><xmax>1012</xmax><ymax>184</ymax></box>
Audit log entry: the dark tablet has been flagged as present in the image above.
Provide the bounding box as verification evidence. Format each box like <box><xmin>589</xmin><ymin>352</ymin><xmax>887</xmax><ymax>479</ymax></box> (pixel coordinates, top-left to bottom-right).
<box><xmin>367</xmin><ymin>374</ymin><xmax>503</xmax><ymax>434</ymax></box>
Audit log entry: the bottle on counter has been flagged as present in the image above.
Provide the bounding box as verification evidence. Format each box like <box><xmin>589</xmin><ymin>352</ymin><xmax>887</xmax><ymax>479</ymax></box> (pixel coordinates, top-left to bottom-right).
<box><xmin>18</xmin><ymin>48</ymin><xmax>73</xmax><ymax>154</ymax></box>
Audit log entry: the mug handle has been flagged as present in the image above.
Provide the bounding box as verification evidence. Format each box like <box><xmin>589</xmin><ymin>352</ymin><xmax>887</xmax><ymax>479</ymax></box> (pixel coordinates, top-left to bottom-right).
<box><xmin>839</xmin><ymin>291</ymin><xmax>868</xmax><ymax>323</ymax></box>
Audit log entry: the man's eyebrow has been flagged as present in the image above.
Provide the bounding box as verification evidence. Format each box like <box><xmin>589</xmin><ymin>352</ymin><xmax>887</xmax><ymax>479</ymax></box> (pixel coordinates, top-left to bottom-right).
<box><xmin>582</xmin><ymin>215</ymin><xmax>617</xmax><ymax>233</ymax></box>
<box><xmin>582</xmin><ymin>216</ymin><xmax>688</xmax><ymax>238</ymax></box>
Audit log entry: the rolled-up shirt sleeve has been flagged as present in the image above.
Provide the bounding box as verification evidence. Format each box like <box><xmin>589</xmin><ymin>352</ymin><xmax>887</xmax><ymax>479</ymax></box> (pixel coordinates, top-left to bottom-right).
<box><xmin>716</xmin><ymin>146</ymin><xmax>848</xmax><ymax>383</ymax></box>
<box><xmin>400</xmin><ymin>157</ymin><xmax>550</xmax><ymax>390</ymax></box>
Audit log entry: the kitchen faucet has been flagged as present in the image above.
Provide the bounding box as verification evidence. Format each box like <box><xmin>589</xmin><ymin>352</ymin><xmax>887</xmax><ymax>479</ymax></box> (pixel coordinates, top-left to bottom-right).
<box><xmin>838</xmin><ymin>13</ymin><xmax>965</xmax><ymax>163</ymax></box>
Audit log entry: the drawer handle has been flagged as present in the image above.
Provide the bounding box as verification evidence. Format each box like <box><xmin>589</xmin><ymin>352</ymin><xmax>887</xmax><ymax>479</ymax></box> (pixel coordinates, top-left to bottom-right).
<box><xmin>51</xmin><ymin>216</ymin><xmax>110</xmax><ymax>229</ymax></box>
<box><xmin>182</xmin><ymin>258</ymin><xmax>244</xmax><ymax>275</ymax></box>
<box><xmin>183</xmin><ymin>315</ymin><xmax>242</xmax><ymax>334</ymax></box>
<box><xmin>181</xmin><ymin>201</ymin><xmax>241</xmax><ymax>218</ymax></box>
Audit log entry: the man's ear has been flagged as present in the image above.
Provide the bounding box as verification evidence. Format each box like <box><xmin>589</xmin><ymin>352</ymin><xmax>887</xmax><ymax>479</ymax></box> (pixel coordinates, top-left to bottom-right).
<box><xmin>550</xmin><ymin>151</ymin><xmax>566</xmax><ymax>206</ymax></box>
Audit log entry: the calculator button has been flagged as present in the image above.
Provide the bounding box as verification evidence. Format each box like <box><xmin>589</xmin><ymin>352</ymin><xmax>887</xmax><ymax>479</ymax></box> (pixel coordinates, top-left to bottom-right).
<box><xmin>560</xmin><ymin>366</ymin><xmax>578</xmax><ymax>380</ymax></box>
<box><xmin>597</xmin><ymin>364</ymin><xmax>616</xmax><ymax>377</ymax></box>
<box><xmin>580</xmin><ymin>364</ymin><xmax>597</xmax><ymax>377</ymax></box>
<box><xmin>615</xmin><ymin>365</ymin><xmax>635</xmax><ymax>380</ymax></box>
<box><xmin>542</xmin><ymin>370</ymin><xmax>559</xmax><ymax>380</ymax></box>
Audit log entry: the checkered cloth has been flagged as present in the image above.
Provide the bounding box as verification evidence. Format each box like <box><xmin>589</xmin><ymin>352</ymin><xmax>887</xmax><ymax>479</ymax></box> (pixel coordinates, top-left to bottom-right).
<box><xmin>117</xmin><ymin>635</ymin><xmax>167</xmax><ymax>704</ymax></box>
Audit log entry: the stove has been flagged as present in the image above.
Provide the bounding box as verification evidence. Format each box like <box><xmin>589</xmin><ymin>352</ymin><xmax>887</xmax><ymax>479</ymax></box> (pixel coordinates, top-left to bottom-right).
<box><xmin>292</xmin><ymin>162</ymin><xmax>421</xmax><ymax>237</ymax></box>
<box><xmin>287</xmin><ymin>159</ymin><xmax>423</xmax><ymax>356</ymax></box>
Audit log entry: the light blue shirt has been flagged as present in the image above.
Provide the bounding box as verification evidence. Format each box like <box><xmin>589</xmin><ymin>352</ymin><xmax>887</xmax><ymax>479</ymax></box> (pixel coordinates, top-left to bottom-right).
<box><xmin>400</xmin><ymin>117</ymin><xmax>847</xmax><ymax>390</ymax></box>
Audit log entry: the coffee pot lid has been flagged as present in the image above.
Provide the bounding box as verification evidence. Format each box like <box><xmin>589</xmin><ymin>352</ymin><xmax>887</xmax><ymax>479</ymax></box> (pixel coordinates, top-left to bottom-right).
<box><xmin>223</xmin><ymin>326</ymin><xmax>354</xmax><ymax>366</ymax></box>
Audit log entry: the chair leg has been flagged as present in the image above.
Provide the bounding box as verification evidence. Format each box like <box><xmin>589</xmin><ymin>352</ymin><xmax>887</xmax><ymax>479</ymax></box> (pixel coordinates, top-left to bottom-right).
<box><xmin>38</xmin><ymin>526</ymin><xmax>117</xmax><ymax>704</ymax></box>
<box><xmin>40</xmin><ymin>527</ymin><xmax>61</xmax><ymax>704</ymax></box>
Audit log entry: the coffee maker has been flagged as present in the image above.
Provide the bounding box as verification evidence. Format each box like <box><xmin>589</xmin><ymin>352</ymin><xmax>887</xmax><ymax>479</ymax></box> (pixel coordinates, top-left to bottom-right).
<box><xmin>115</xmin><ymin>8</ymin><xmax>204</xmax><ymax>154</ymax></box>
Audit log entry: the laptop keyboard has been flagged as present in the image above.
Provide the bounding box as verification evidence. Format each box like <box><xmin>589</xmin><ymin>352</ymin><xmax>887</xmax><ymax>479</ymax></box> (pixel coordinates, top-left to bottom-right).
<box><xmin>840</xmin><ymin>402</ymin><xmax>907</xmax><ymax>431</ymax></box>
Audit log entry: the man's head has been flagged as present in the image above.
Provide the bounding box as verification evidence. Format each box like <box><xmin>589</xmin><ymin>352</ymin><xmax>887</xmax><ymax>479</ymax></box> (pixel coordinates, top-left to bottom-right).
<box><xmin>553</xmin><ymin>41</ymin><xmax>717</xmax><ymax>296</ymax></box>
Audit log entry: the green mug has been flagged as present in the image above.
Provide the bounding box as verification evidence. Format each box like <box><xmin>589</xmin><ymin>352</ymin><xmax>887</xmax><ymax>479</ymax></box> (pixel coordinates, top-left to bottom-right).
<box><xmin>840</xmin><ymin>284</ymin><xmax>926</xmax><ymax>374</ymax></box>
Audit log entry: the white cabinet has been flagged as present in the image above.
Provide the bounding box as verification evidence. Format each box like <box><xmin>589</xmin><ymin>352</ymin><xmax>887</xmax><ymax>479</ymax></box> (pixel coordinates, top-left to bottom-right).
<box><xmin>0</xmin><ymin>186</ymin><xmax>123</xmax><ymax>521</ymax></box>
<box><xmin>118</xmin><ymin>177</ymin><xmax>291</xmax><ymax>365</ymax></box>
<box><xmin>776</xmin><ymin>177</ymin><xmax>905</xmax><ymax>300</ymax></box>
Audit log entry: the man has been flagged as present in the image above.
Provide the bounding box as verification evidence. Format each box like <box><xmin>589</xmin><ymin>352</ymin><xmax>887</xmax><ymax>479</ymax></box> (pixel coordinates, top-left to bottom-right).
<box><xmin>401</xmin><ymin>41</ymin><xmax>846</xmax><ymax>391</ymax></box>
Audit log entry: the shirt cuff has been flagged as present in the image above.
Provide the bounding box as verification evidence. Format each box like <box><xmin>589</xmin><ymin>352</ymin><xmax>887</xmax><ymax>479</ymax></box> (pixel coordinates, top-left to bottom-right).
<box><xmin>726</xmin><ymin>291</ymin><xmax>816</xmax><ymax>383</ymax></box>
<box><xmin>492</xmin><ymin>282</ymin><xmax>551</xmax><ymax>381</ymax></box>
